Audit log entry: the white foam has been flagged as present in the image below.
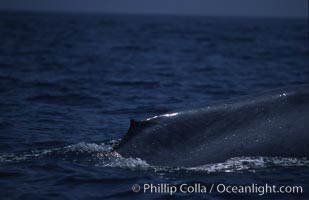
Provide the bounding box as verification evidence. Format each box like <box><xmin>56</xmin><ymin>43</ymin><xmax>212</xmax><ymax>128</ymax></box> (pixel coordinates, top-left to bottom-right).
<box><xmin>1</xmin><ymin>142</ymin><xmax>308</xmax><ymax>173</ymax></box>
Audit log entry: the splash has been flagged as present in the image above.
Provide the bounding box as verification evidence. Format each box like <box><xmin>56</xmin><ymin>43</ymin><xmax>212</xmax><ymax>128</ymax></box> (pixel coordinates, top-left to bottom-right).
<box><xmin>0</xmin><ymin>141</ymin><xmax>308</xmax><ymax>173</ymax></box>
<box><xmin>187</xmin><ymin>157</ymin><xmax>309</xmax><ymax>173</ymax></box>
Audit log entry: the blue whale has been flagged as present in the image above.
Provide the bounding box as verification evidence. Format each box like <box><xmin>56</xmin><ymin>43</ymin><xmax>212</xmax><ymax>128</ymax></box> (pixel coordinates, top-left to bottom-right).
<box><xmin>114</xmin><ymin>85</ymin><xmax>309</xmax><ymax>167</ymax></box>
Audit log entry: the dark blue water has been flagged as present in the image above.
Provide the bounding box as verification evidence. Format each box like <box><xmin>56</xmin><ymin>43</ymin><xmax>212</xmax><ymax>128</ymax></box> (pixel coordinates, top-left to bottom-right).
<box><xmin>0</xmin><ymin>11</ymin><xmax>308</xmax><ymax>199</ymax></box>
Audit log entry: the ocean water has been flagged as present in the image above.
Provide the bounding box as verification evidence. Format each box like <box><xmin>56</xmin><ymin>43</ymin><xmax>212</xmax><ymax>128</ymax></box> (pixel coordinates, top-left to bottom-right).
<box><xmin>0</xmin><ymin>11</ymin><xmax>308</xmax><ymax>199</ymax></box>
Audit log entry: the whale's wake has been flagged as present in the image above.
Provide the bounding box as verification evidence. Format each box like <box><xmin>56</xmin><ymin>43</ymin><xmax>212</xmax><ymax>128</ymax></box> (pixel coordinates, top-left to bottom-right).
<box><xmin>1</xmin><ymin>141</ymin><xmax>308</xmax><ymax>173</ymax></box>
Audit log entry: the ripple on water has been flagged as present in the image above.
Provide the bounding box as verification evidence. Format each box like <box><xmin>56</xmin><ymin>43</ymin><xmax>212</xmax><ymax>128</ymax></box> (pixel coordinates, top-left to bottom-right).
<box><xmin>0</xmin><ymin>141</ymin><xmax>308</xmax><ymax>174</ymax></box>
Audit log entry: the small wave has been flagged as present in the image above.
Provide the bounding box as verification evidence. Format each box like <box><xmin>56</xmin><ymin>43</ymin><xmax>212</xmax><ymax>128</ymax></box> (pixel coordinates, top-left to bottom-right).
<box><xmin>0</xmin><ymin>142</ymin><xmax>113</xmax><ymax>163</ymax></box>
<box><xmin>0</xmin><ymin>142</ymin><xmax>308</xmax><ymax>173</ymax></box>
<box><xmin>187</xmin><ymin>157</ymin><xmax>309</xmax><ymax>173</ymax></box>
<box><xmin>111</xmin><ymin>45</ymin><xmax>154</xmax><ymax>52</ymax></box>
<box><xmin>106</xmin><ymin>80</ymin><xmax>160</xmax><ymax>88</ymax></box>
<box><xmin>28</xmin><ymin>93</ymin><xmax>102</xmax><ymax>107</ymax></box>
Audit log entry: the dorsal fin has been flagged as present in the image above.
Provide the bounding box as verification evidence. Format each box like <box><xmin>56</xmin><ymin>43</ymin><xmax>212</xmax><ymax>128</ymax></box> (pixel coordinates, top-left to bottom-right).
<box><xmin>129</xmin><ymin>119</ymin><xmax>137</xmax><ymax>129</ymax></box>
<box><xmin>128</xmin><ymin>119</ymin><xmax>151</xmax><ymax>135</ymax></box>
<box><xmin>129</xmin><ymin>119</ymin><xmax>145</xmax><ymax>129</ymax></box>
<box><xmin>114</xmin><ymin>119</ymin><xmax>153</xmax><ymax>150</ymax></box>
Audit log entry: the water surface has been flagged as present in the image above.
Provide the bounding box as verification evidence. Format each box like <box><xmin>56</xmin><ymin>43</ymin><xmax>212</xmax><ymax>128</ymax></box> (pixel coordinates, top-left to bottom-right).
<box><xmin>0</xmin><ymin>11</ymin><xmax>308</xmax><ymax>199</ymax></box>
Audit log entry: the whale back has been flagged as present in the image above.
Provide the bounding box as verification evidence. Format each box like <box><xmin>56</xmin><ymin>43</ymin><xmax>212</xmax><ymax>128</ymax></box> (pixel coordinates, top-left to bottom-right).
<box><xmin>114</xmin><ymin>85</ymin><xmax>309</xmax><ymax>167</ymax></box>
